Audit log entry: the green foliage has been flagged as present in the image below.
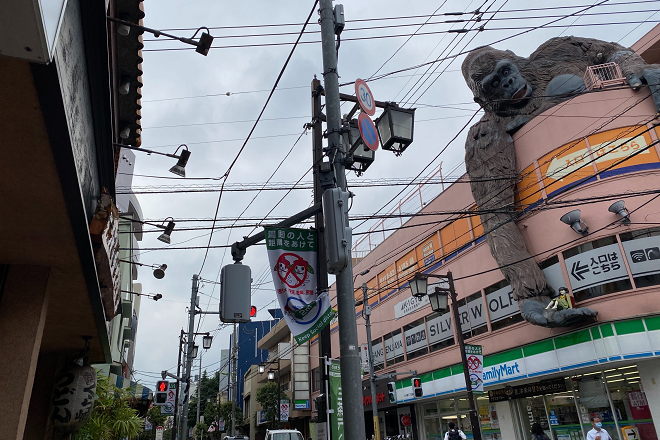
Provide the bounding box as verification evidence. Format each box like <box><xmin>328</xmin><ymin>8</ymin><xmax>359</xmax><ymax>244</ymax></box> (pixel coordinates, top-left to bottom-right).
<box><xmin>145</xmin><ymin>405</ymin><xmax>167</xmax><ymax>436</ymax></box>
<box><xmin>194</xmin><ymin>421</ymin><xmax>209</xmax><ymax>439</ymax></box>
<box><xmin>187</xmin><ymin>370</ymin><xmax>220</xmax><ymax>427</ymax></box>
<box><xmin>218</xmin><ymin>401</ymin><xmax>243</xmax><ymax>433</ymax></box>
<box><xmin>255</xmin><ymin>381</ymin><xmax>287</xmax><ymax>428</ymax></box>
<box><xmin>71</xmin><ymin>375</ymin><xmax>144</xmax><ymax>440</ymax></box>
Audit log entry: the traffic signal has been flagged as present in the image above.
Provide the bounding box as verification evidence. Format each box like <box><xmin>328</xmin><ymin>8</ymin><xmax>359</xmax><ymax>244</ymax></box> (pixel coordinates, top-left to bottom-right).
<box><xmin>314</xmin><ymin>393</ymin><xmax>326</xmax><ymax>422</ymax></box>
<box><xmin>155</xmin><ymin>380</ymin><xmax>169</xmax><ymax>405</ymax></box>
<box><xmin>387</xmin><ymin>381</ymin><xmax>396</xmax><ymax>403</ymax></box>
<box><xmin>412</xmin><ymin>377</ymin><xmax>423</xmax><ymax>398</ymax></box>
<box><xmin>220</xmin><ymin>263</ymin><xmax>252</xmax><ymax>323</ymax></box>
<box><xmin>250</xmin><ymin>305</ymin><xmax>257</xmax><ymax>317</ymax></box>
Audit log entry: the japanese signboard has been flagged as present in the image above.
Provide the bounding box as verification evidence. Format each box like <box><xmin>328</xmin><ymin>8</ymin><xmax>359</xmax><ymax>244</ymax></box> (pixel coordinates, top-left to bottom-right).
<box><xmin>416</xmin><ymin>234</ymin><xmax>440</xmax><ymax>268</ymax></box>
<box><xmin>161</xmin><ymin>382</ymin><xmax>176</xmax><ymax>415</ymax></box>
<box><xmin>488</xmin><ymin>377</ymin><xmax>567</xmax><ymax>402</ymax></box>
<box><xmin>404</xmin><ymin>321</ymin><xmax>428</xmax><ymax>354</ymax></box>
<box><xmin>621</xmin><ymin>235</ymin><xmax>660</xmax><ymax>278</ymax></box>
<box><xmin>280</xmin><ymin>399</ymin><xmax>290</xmax><ymax>422</ymax></box>
<box><xmin>563</xmin><ymin>243</ymin><xmax>629</xmax><ymax>292</ymax></box>
<box><xmin>465</xmin><ymin>344</ymin><xmax>483</xmax><ymax>393</ymax></box>
<box><xmin>394</xmin><ymin>294</ymin><xmax>430</xmax><ymax>319</ymax></box>
<box><xmin>329</xmin><ymin>362</ymin><xmax>344</xmax><ymax>440</ymax></box>
<box><xmin>156</xmin><ymin>427</ymin><xmax>163</xmax><ymax>440</ymax></box>
<box><xmin>265</xmin><ymin>227</ymin><xmax>334</xmax><ymax>344</ymax></box>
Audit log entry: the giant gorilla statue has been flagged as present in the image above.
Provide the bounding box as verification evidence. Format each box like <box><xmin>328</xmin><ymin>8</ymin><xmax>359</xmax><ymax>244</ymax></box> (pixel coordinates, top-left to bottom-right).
<box><xmin>461</xmin><ymin>36</ymin><xmax>660</xmax><ymax>328</ymax></box>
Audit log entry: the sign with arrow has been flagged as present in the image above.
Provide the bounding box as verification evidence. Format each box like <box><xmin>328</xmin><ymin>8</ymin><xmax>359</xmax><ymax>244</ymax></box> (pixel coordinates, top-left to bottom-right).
<box><xmin>563</xmin><ymin>243</ymin><xmax>628</xmax><ymax>292</ymax></box>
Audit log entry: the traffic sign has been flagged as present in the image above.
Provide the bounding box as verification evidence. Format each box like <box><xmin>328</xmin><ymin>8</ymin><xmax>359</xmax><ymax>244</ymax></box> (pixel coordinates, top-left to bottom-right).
<box><xmin>355</xmin><ymin>79</ymin><xmax>376</xmax><ymax>116</ymax></box>
<box><xmin>358</xmin><ymin>113</ymin><xmax>379</xmax><ymax>151</ymax></box>
<box><xmin>156</xmin><ymin>426</ymin><xmax>164</xmax><ymax>440</ymax></box>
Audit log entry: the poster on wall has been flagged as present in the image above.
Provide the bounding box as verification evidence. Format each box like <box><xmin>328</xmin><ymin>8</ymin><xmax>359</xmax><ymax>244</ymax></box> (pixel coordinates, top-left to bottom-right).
<box><xmin>265</xmin><ymin>227</ymin><xmax>334</xmax><ymax>344</ymax></box>
<box><xmin>465</xmin><ymin>344</ymin><xmax>484</xmax><ymax>393</ymax></box>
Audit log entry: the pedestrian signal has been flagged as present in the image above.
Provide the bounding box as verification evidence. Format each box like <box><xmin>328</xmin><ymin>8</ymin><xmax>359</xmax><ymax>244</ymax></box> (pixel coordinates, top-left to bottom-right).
<box><xmin>387</xmin><ymin>381</ymin><xmax>396</xmax><ymax>403</ymax></box>
<box><xmin>155</xmin><ymin>380</ymin><xmax>169</xmax><ymax>405</ymax></box>
<box><xmin>412</xmin><ymin>377</ymin><xmax>423</xmax><ymax>398</ymax></box>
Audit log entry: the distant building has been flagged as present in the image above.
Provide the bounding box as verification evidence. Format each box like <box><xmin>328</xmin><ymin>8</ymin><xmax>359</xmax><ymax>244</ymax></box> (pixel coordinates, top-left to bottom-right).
<box><xmin>219</xmin><ymin>348</ymin><xmax>230</xmax><ymax>402</ymax></box>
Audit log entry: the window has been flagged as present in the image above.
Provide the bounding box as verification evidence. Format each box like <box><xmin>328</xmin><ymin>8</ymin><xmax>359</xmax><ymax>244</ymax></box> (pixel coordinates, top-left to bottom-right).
<box><xmin>244</xmin><ymin>396</ymin><xmax>250</xmax><ymax>416</ymax></box>
<box><xmin>312</xmin><ymin>367</ymin><xmax>321</xmax><ymax>392</ymax></box>
<box><xmin>403</xmin><ymin>318</ymin><xmax>429</xmax><ymax>360</ymax></box>
<box><xmin>562</xmin><ymin>235</ymin><xmax>632</xmax><ymax>302</ymax></box>
<box><xmin>271</xmin><ymin>433</ymin><xmax>304</xmax><ymax>440</ymax></box>
<box><xmin>383</xmin><ymin>330</ymin><xmax>404</xmax><ymax>365</ymax></box>
<box><xmin>485</xmin><ymin>280</ymin><xmax>524</xmax><ymax>331</ymax></box>
<box><xmin>620</xmin><ymin>227</ymin><xmax>660</xmax><ymax>288</ymax></box>
<box><xmin>456</xmin><ymin>292</ymin><xmax>488</xmax><ymax>340</ymax></box>
<box><xmin>425</xmin><ymin>311</ymin><xmax>454</xmax><ymax>352</ymax></box>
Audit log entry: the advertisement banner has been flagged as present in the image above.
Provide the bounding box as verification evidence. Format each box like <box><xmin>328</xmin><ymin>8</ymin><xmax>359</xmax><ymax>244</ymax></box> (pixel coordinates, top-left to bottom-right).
<box><xmin>265</xmin><ymin>227</ymin><xmax>334</xmax><ymax>344</ymax></box>
<box><xmin>329</xmin><ymin>362</ymin><xmax>344</xmax><ymax>440</ymax></box>
<box><xmin>280</xmin><ymin>399</ymin><xmax>290</xmax><ymax>422</ymax></box>
<box><xmin>465</xmin><ymin>344</ymin><xmax>484</xmax><ymax>393</ymax></box>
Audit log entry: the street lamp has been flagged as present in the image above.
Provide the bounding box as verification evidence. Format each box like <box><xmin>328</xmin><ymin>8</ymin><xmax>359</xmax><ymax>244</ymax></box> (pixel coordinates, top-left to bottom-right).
<box><xmin>192</xmin><ymin>344</ymin><xmax>199</xmax><ymax>359</ymax></box>
<box><xmin>113</xmin><ymin>143</ymin><xmax>191</xmax><ymax>177</ymax></box>
<box><xmin>409</xmin><ymin>271</ymin><xmax>482</xmax><ymax>440</ymax></box>
<box><xmin>203</xmin><ymin>334</ymin><xmax>213</xmax><ymax>350</ymax></box>
<box><xmin>343</xmin><ymin>119</ymin><xmax>375</xmax><ymax>175</ymax></box>
<box><xmin>375</xmin><ymin>103</ymin><xmax>416</xmax><ymax>156</ymax></box>
<box><xmin>258</xmin><ymin>364</ymin><xmax>265</xmax><ymax>374</ymax></box>
<box><xmin>157</xmin><ymin>218</ymin><xmax>176</xmax><ymax>244</ymax></box>
<box><xmin>267</xmin><ymin>370</ymin><xmax>275</xmax><ymax>380</ymax></box>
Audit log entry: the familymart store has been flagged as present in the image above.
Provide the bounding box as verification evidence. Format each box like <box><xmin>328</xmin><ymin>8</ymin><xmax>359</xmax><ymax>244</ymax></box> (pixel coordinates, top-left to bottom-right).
<box><xmin>394</xmin><ymin>317</ymin><xmax>660</xmax><ymax>440</ymax></box>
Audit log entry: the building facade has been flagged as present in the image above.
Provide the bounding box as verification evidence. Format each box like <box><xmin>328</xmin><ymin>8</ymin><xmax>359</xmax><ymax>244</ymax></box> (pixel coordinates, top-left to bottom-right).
<box><xmin>311</xmin><ymin>30</ymin><xmax>660</xmax><ymax>440</ymax></box>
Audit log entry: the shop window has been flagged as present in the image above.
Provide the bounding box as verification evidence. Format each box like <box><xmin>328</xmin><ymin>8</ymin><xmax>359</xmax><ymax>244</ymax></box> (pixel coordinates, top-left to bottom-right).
<box><xmin>311</xmin><ymin>366</ymin><xmax>321</xmax><ymax>392</ymax></box>
<box><xmin>403</xmin><ymin>318</ymin><xmax>429</xmax><ymax>360</ymax></box>
<box><xmin>485</xmin><ymin>280</ymin><xmax>524</xmax><ymax>332</ymax></box>
<box><xmin>425</xmin><ymin>311</ymin><xmax>454</xmax><ymax>352</ymax></box>
<box><xmin>384</xmin><ymin>330</ymin><xmax>405</xmax><ymax>365</ymax></box>
<box><xmin>604</xmin><ymin>366</ymin><xmax>657</xmax><ymax>440</ymax></box>
<box><xmin>562</xmin><ymin>236</ymin><xmax>632</xmax><ymax>302</ymax></box>
<box><xmin>477</xmin><ymin>395</ymin><xmax>501</xmax><ymax>440</ymax></box>
<box><xmin>456</xmin><ymin>292</ymin><xmax>488</xmax><ymax>340</ymax></box>
<box><xmin>620</xmin><ymin>227</ymin><xmax>660</xmax><ymax>288</ymax></box>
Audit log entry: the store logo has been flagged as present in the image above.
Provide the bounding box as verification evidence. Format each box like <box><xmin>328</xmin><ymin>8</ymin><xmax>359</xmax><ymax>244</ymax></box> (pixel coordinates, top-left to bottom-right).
<box><xmin>483</xmin><ymin>362</ymin><xmax>521</xmax><ymax>381</ymax></box>
<box><xmin>629</xmin><ymin>247</ymin><xmax>660</xmax><ymax>262</ymax></box>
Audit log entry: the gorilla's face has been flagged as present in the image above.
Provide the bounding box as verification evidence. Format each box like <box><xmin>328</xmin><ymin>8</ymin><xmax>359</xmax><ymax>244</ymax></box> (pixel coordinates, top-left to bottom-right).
<box><xmin>477</xmin><ymin>60</ymin><xmax>532</xmax><ymax>107</ymax></box>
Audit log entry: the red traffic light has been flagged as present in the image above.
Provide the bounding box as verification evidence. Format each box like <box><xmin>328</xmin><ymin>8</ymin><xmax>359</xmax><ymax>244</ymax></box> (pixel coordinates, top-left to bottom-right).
<box><xmin>413</xmin><ymin>378</ymin><xmax>421</xmax><ymax>388</ymax></box>
<box><xmin>157</xmin><ymin>381</ymin><xmax>168</xmax><ymax>392</ymax></box>
<box><xmin>250</xmin><ymin>305</ymin><xmax>257</xmax><ymax>317</ymax></box>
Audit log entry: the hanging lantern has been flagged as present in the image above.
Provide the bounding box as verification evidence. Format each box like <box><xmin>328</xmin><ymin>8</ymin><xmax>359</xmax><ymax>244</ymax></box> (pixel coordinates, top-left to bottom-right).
<box><xmin>51</xmin><ymin>364</ymin><xmax>97</xmax><ymax>431</ymax></box>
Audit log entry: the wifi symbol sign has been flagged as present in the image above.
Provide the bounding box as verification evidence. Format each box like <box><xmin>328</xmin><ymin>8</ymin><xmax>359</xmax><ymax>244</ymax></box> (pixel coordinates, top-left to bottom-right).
<box><xmin>630</xmin><ymin>250</ymin><xmax>647</xmax><ymax>263</ymax></box>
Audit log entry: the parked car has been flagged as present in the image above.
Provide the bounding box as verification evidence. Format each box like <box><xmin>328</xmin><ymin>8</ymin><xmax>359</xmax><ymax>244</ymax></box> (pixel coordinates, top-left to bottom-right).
<box><xmin>265</xmin><ymin>429</ymin><xmax>305</xmax><ymax>440</ymax></box>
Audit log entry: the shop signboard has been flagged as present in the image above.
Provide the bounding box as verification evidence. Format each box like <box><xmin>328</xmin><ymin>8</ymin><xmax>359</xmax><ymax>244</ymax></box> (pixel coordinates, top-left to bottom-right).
<box><xmin>458</xmin><ymin>296</ymin><xmax>487</xmax><ymax>333</ymax></box>
<box><xmin>488</xmin><ymin>378</ymin><xmax>566</xmax><ymax>402</ymax></box>
<box><xmin>329</xmin><ymin>362</ymin><xmax>344</xmax><ymax>440</ymax></box>
<box><xmin>404</xmin><ymin>321</ymin><xmax>428</xmax><ymax>354</ymax></box>
<box><xmin>280</xmin><ymin>399</ymin><xmax>290</xmax><ymax>422</ymax></box>
<box><xmin>485</xmin><ymin>285</ymin><xmax>517</xmax><ymax>323</ymax></box>
<box><xmin>295</xmin><ymin>399</ymin><xmax>310</xmax><ymax>409</ymax></box>
<box><xmin>465</xmin><ymin>344</ymin><xmax>483</xmax><ymax>393</ymax></box>
<box><xmin>426</xmin><ymin>311</ymin><xmax>453</xmax><ymax>345</ymax></box>
<box><xmin>563</xmin><ymin>243</ymin><xmax>628</xmax><ymax>292</ymax></box>
<box><xmin>394</xmin><ymin>295</ymin><xmax>430</xmax><ymax>319</ymax></box>
<box><xmin>621</xmin><ymin>235</ymin><xmax>660</xmax><ymax>277</ymax></box>
<box><xmin>384</xmin><ymin>332</ymin><xmax>404</xmax><ymax>362</ymax></box>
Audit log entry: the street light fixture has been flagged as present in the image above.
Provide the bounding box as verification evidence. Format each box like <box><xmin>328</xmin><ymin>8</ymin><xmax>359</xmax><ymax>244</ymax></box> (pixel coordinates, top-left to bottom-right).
<box><xmin>258</xmin><ymin>364</ymin><xmax>265</xmax><ymax>374</ymax></box>
<box><xmin>409</xmin><ymin>271</ymin><xmax>483</xmax><ymax>440</ymax></box>
<box><xmin>267</xmin><ymin>370</ymin><xmax>275</xmax><ymax>380</ymax></box>
<box><xmin>203</xmin><ymin>334</ymin><xmax>213</xmax><ymax>350</ymax></box>
<box><xmin>153</xmin><ymin>264</ymin><xmax>168</xmax><ymax>279</ymax></box>
<box><xmin>192</xmin><ymin>345</ymin><xmax>199</xmax><ymax>359</ymax></box>
<box><xmin>343</xmin><ymin>119</ymin><xmax>375</xmax><ymax>175</ymax></box>
<box><xmin>113</xmin><ymin>143</ymin><xmax>192</xmax><ymax>177</ymax></box>
<box><xmin>157</xmin><ymin>218</ymin><xmax>176</xmax><ymax>244</ymax></box>
<box><xmin>375</xmin><ymin>103</ymin><xmax>416</xmax><ymax>156</ymax></box>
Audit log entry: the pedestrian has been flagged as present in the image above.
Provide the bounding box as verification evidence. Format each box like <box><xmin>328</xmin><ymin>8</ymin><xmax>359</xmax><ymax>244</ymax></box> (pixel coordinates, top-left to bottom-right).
<box><xmin>444</xmin><ymin>422</ymin><xmax>467</xmax><ymax>440</ymax></box>
<box><xmin>587</xmin><ymin>417</ymin><xmax>613</xmax><ymax>440</ymax></box>
<box><xmin>532</xmin><ymin>423</ymin><xmax>551</xmax><ymax>440</ymax></box>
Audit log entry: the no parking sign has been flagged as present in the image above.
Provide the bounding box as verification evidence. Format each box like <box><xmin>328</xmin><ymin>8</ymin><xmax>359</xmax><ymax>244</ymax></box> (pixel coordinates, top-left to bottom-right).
<box><xmin>358</xmin><ymin>112</ymin><xmax>379</xmax><ymax>151</ymax></box>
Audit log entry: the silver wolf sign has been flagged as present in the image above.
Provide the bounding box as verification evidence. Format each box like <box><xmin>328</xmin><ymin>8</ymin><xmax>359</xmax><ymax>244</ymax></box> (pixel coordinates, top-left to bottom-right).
<box><xmin>265</xmin><ymin>227</ymin><xmax>334</xmax><ymax>344</ymax></box>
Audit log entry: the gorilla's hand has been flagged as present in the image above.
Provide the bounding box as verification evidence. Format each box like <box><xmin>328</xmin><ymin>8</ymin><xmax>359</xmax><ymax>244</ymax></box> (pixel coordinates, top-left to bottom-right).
<box><xmin>627</xmin><ymin>69</ymin><xmax>660</xmax><ymax>115</ymax></box>
<box><xmin>521</xmin><ymin>298</ymin><xmax>598</xmax><ymax>328</ymax></box>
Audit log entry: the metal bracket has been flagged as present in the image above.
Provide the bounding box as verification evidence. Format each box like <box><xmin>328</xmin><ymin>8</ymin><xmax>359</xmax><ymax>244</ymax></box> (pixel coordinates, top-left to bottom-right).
<box><xmin>373</xmin><ymin>370</ymin><xmax>417</xmax><ymax>380</ymax></box>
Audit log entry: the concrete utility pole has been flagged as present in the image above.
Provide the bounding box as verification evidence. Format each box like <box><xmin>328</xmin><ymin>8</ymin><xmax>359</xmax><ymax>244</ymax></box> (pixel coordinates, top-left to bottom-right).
<box><xmin>311</xmin><ymin>76</ymin><xmax>333</xmax><ymax>439</ymax></box>
<box><xmin>196</xmin><ymin>350</ymin><xmax>202</xmax><ymax>435</ymax></box>
<box><xmin>181</xmin><ymin>274</ymin><xmax>199</xmax><ymax>440</ymax></box>
<box><xmin>174</xmin><ymin>329</ymin><xmax>184</xmax><ymax>439</ymax></box>
<box><xmin>363</xmin><ymin>283</ymin><xmax>381</xmax><ymax>440</ymax></box>
<box><xmin>318</xmin><ymin>2</ymin><xmax>367</xmax><ymax>440</ymax></box>
<box><xmin>231</xmin><ymin>323</ymin><xmax>238</xmax><ymax>436</ymax></box>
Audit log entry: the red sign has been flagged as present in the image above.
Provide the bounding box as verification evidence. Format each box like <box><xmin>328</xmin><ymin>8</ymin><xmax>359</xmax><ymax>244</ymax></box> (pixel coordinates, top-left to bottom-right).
<box><xmin>363</xmin><ymin>392</ymin><xmax>386</xmax><ymax>406</ymax></box>
<box><xmin>355</xmin><ymin>79</ymin><xmax>376</xmax><ymax>116</ymax></box>
<box><xmin>401</xmin><ymin>414</ymin><xmax>412</xmax><ymax>426</ymax></box>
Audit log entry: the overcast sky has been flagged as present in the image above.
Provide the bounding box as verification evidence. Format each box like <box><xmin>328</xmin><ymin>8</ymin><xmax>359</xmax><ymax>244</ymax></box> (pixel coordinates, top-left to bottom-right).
<box><xmin>129</xmin><ymin>0</ymin><xmax>660</xmax><ymax>386</ymax></box>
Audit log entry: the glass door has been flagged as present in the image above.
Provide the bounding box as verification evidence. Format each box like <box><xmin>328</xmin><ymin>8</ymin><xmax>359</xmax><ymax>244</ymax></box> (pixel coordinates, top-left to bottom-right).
<box><xmin>423</xmin><ymin>403</ymin><xmax>443</xmax><ymax>440</ymax></box>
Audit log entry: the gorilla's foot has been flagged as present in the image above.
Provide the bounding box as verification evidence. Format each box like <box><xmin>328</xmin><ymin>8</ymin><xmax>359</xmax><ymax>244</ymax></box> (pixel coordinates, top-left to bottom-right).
<box><xmin>520</xmin><ymin>298</ymin><xmax>598</xmax><ymax>328</ymax></box>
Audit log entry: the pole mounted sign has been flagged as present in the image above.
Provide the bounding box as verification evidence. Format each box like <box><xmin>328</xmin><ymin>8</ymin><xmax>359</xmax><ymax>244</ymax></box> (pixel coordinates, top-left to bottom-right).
<box><xmin>355</xmin><ymin>78</ymin><xmax>376</xmax><ymax>116</ymax></box>
<box><xmin>465</xmin><ymin>344</ymin><xmax>484</xmax><ymax>393</ymax></box>
<box><xmin>358</xmin><ymin>112</ymin><xmax>380</xmax><ymax>151</ymax></box>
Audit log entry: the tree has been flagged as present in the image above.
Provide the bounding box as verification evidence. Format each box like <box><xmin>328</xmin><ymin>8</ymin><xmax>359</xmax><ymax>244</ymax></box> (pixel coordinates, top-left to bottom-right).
<box><xmin>71</xmin><ymin>375</ymin><xmax>144</xmax><ymax>440</ymax></box>
<box><xmin>145</xmin><ymin>406</ymin><xmax>167</xmax><ymax>438</ymax></box>
<box><xmin>255</xmin><ymin>381</ymin><xmax>287</xmax><ymax>429</ymax></box>
<box><xmin>187</xmin><ymin>370</ymin><xmax>220</xmax><ymax>427</ymax></box>
<box><xmin>218</xmin><ymin>401</ymin><xmax>243</xmax><ymax>433</ymax></box>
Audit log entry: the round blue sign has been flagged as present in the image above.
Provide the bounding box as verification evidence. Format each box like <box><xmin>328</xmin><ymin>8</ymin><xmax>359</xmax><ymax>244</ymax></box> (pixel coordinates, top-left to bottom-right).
<box><xmin>358</xmin><ymin>112</ymin><xmax>379</xmax><ymax>151</ymax></box>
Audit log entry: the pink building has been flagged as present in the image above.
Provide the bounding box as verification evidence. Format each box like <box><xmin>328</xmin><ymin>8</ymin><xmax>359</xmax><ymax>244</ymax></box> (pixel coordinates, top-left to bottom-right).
<box><xmin>311</xmin><ymin>26</ymin><xmax>660</xmax><ymax>440</ymax></box>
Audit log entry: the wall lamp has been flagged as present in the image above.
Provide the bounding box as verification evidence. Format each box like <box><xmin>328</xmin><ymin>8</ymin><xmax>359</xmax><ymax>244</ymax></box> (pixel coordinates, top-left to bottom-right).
<box><xmin>108</xmin><ymin>17</ymin><xmax>214</xmax><ymax>56</ymax></box>
<box><xmin>157</xmin><ymin>217</ymin><xmax>176</xmax><ymax>244</ymax></box>
<box><xmin>258</xmin><ymin>364</ymin><xmax>266</xmax><ymax>374</ymax></box>
<box><xmin>113</xmin><ymin>143</ymin><xmax>190</xmax><ymax>177</ymax></box>
<box><xmin>121</xmin><ymin>289</ymin><xmax>163</xmax><ymax>301</ymax></box>
<box><xmin>608</xmin><ymin>200</ymin><xmax>631</xmax><ymax>225</ymax></box>
<box><xmin>560</xmin><ymin>209</ymin><xmax>589</xmax><ymax>236</ymax></box>
<box><xmin>118</xmin><ymin>259</ymin><xmax>168</xmax><ymax>279</ymax></box>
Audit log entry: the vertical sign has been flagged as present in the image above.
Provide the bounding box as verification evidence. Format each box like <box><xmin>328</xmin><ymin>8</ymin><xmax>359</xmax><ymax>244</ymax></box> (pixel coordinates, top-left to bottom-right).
<box><xmin>280</xmin><ymin>398</ymin><xmax>290</xmax><ymax>422</ymax></box>
<box><xmin>465</xmin><ymin>344</ymin><xmax>483</xmax><ymax>393</ymax></box>
<box><xmin>156</xmin><ymin>426</ymin><xmax>164</xmax><ymax>440</ymax></box>
<box><xmin>161</xmin><ymin>382</ymin><xmax>176</xmax><ymax>415</ymax></box>
<box><xmin>329</xmin><ymin>362</ymin><xmax>344</xmax><ymax>440</ymax></box>
<box><xmin>265</xmin><ymin>227</ymin><xmax>334</xmax><ymax>343</ymax></box>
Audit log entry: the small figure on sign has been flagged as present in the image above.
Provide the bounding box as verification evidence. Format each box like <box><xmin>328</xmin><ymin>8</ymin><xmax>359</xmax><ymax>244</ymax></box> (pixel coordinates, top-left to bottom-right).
<box><xmin>545</xmin><ymin>287</ymin><xmax>573</xmax><ymax>311</ymax></box>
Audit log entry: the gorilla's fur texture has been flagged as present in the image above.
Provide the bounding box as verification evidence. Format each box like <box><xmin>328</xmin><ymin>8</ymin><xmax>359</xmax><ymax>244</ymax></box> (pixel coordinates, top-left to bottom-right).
<box><xmin>461</xmin><ymin>36</ymin><xmax>660</xmax><ymax>327</ymax></box>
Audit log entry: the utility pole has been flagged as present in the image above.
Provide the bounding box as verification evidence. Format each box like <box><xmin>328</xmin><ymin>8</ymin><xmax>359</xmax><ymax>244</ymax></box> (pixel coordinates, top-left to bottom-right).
<box><xmin>181</xmin><ymin>274</ymin><xmax>199</xmax><ymax>440</ymax></box>
<box><xmin>231</xmin><ymin>323</ymin><xmax>238</xmax><ymax>436</ymax></box>
<box><xmin>196</xmin><ymin>350</ymin><xmax>202</xmax><ymax>437</ymax></box>
<box><xmin>311</xmin><ymin>76</ymin><xmax>333</xmax><ymax>439</ymax></box>
<box><xmin>174</xmin><ymin>329</ymin><xmax>184</xmax><ymax>439</ymax></box>
<box><xmin>318</xmin><ymin>3</ymin><xmax>367</xmax><ymax>440</ymax></box>
<box><xmin>363</xmin><ymin>283</ymin><xmax>381</xmax><ymax>440</ymax></box>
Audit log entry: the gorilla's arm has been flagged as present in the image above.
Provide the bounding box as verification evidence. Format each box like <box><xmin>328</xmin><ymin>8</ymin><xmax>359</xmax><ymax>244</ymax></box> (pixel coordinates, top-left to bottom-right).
<box><xmin>465</xmin><ymin>118</ymin><xmax>598</xmax><ymax>327</ymax></box>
